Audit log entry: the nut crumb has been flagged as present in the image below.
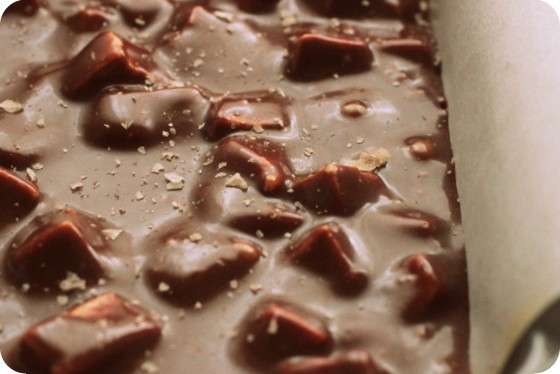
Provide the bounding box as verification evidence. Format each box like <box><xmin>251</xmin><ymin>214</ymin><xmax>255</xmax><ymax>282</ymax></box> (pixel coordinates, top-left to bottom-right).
<box><xmin>102</xmin><ymin>229</ymin><xmax>123</xmax><ymax>241</ymax></box>
<box><xmin>0</xmin><ymin>99</ymin><xmax>23</xmax><ymax>113</ymax></box>
<box><xmin>343</xmin><ymin>148</ymin><xmax>391</xmax><ymax>172</ymax></box>
<box><xmin>59</xmin><ymin>272</ymin><xmax>86</xmax><ymax>292</ymax></box>
<box><xmin>225</xmin><ymin>173</ymin><xmax>248</xmax><ymax>191</ymax></box>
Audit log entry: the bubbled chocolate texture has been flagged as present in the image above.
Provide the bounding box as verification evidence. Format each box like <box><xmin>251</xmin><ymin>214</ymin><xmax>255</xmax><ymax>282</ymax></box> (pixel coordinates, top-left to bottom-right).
<box><xmin>0</xmin><ymin>1</ymin><xmax>468</xmax><ymax>374</ymax></box>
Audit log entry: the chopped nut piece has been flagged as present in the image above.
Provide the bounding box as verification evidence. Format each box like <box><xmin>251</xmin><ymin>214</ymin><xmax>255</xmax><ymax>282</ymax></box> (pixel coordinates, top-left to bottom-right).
<box><xmin>135</xmin><ymin>191</ymin><xmax>145</xmax><ymax>201</ymax></box>
<box><xmin>189</xmin><ymin>233</ymin><xmax>203</xmax><ymax>243</ymax></box>
<box><xmin>59</xmin><ymin>272</ymin><xmax>87</xmax><ymax>292</ymax></box>
<box><xmin>70</xmin><ymin>182</ymin><xmax>84</xmax><ymax>192</ymax></box>
<box><xmin>57</xmin><ymin>295</ymin><xmax>70</xmax><ymax>306</ymax></box>
<box><xmin>267</xmin><ymin>317</ymin><xmax>279</xmax><ymax>335</ymax></box>
<box><xmin>152</xmin><ymin>163</ymin><xmax>165</xmax><ymax>174</ymax></box>
<box><xmin>0</xmin><ymin>99</ymin><xmax>23</xmax><ymax>114</ymax></box>
<box><xmin>102</xmin><ymin>229</ymin><xmax>123</xmax><ymax>241</ymax></box>
<box><xmin>158</xmin><ymin>282</ymin><xmax>170</xmax><ymax>292</ymax></box>
<box><xmin>303</xmin><ymin>147</ymin><xmax>314</xmax><ymax>157</ymax></box>
<box><xmin>26</xmin><ymin>168</ymin><xmax>38</xmax><ymax>182</ymax></box>
<box><xmin>343</xmin><ymin>148</ymin><xmax>391</xmax><ymax>172</ymax></box>
<box><xmin>225</xmin><ymin>173</ymin><xmax>249</xmax><ymax>191</ymax></box>
<box><xmin>141</xmin><ymin>361</ymin><xmax>159</xmax><ymax>373</ymax></box>
<box><xmin>164</xmin><ymin>172</ymin><xmax>185</xmax><ymax>191</ymax></box>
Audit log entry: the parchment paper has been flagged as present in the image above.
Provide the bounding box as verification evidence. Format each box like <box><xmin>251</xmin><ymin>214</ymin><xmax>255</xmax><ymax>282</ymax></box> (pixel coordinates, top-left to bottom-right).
<box><xmin>431</xmin><ymin>1</ymin><xmax>560</xmax><ymax>373</ymax></box>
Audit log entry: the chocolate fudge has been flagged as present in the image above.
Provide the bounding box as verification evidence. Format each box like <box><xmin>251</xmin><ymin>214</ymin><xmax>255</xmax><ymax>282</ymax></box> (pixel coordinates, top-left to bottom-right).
<box><xmin>0</xmin><ymin>0</ymin><xmax>469</xmax><ymax>373</ymax></box>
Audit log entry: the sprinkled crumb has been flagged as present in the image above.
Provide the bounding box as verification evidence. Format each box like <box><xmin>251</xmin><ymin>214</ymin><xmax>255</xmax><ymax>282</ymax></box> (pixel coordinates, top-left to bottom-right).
<box><xmin>267</xmin><ymin>317</ymin><xmax>278</xmax><ymax>334</ymax></box>
<box><xmin>70</xmin><ymin>182</ymin><xmax>84</xmax><ymax>192</ymax></box>
<box><xmin>194</xmin><ymin>301</ymin><xmax>203</xmax><ymax>309</ymax></box>
<box><xmin>158</xmin><ymin>282</ymin><xmax>170</xmax><ymax>293</ymax></box>
<box><xmin>26</xmin><ymin>168</ymin><xmax>37</xmax><ymax>182</ymax></box>
<box><xmin>57</xmin><ymin>295</ymin><xmax>69</xmax><ymax>306</ymax></box>
<box><xmin>140</xmin><ymin>361</ymin><xmax>159</xmax><ymax>373</ymax></box>
<box><xmin>59</xmin><ymin>272</ymin><xmax>86</xmax><ymax>292</ymax></box>
<box><xmin>253</xmin><ymin>124</ymin><xmax>264</xmax><ymax>134</ymax></box>
<box><xmin>164</xmin><ymin>172</ymin><xmax>185</xmax><ymax>191</ymax></box>
<box><xmin>343</xmin><ymin>148</ymin><xmax>391</xmax><ymax>172</ymax></box>
<box><xmin>102</xmin><ymin>229</ymin><xmax>123</xmax><ymax>241</ymax></box>
<box><xmin>0</xmin><ymin>99</ymin><xmax>23</xmax><ymax>113</ymax></box>
<box><xmin>135</xmin><ymin>191</ymin><xmax>145</xmax><ymax>201</ymax></box>
<box><xmin>249</xmin><ymin>284</ymin><xmax>263</xmax><ymax>294</ymax></box>
<box><xmin>152</xmin><ymin>163</ymin><xmax>165</xmax><ymax>174</ymax></box>
<box><xmin>189</xmin><ymin>233</ymin><xmax>203</xmax><ymax>243</ymax></box>
<box><xmin>303</xmin><ymin>147</ymin><xmax>314</xmax><ymax>157</ymax></box>
<box><xmin>225</xmin><ymin>173</ymin><xmax>248</xmax><ymax>191</ymax></box>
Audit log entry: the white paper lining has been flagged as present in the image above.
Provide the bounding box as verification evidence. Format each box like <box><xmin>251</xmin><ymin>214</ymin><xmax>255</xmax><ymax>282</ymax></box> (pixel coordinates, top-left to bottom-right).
<box><xmin>432</xmin><ymin>0</ymin><xmax>560</xmax><ymax>372</ymax></box>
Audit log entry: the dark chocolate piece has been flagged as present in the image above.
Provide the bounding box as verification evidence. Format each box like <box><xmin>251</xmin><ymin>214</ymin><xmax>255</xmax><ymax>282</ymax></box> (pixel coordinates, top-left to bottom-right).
<box><xmin>285</xmin><ymin>34</ymin><xmax>374</xmax><ymax>81</ymax></box>
<box><xmin>0</xmin><ymin>167</ymin><xmax>40</xmax><ymax>226</ymax></box>
<box><xmin>84</xmin><ymin>86</ymin><xmax>210</xmax><ymax>149</ymax></box>
<box><xmin>203</xmin><ymin>92</ymin><xmax>289</xmax><ymax>141</ymax></box>
<box><xmin>145</xmin><ymin>232</ymin><xmax>262</xmax><ymax>304</ymax></box>
<box><xmin>62</xmin><ymin>31</ymin><xmax>152</xmax><ymax>100</ymax></box>
<box><xmin>4</xmin><ymin>208</ymin><xmax>115</xmax><ymax>292</ymax></box>
<box><xmin>17</xmin><ymin>293</ymin><xmax>161</xmax><ymax>374</ymax></box>
<box><xmin>235</xmin><ymin>300</ymin><xmax>333</xmax><ymax>367</ymax></box>
<box><xmin>291</xmin><ymin>164</ymin><xmax>385</xmax><ymax>216</ymax></box>
<box><xmin>287</xmin><ymin>223</ymin><xmax>369</xmax><ymax>294</ymax></box>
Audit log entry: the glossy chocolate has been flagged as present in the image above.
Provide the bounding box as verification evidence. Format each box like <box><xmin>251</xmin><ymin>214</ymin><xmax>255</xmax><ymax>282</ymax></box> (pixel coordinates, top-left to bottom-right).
<box><xmin>0</xmin><ymin>1</ymin><xmax>469</xmax><ymax>373</ymax></box>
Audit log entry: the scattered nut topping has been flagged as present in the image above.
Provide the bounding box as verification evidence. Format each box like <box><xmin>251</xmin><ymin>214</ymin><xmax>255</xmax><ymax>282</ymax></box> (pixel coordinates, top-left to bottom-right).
<box><xmin>0</xmin><ymin>99</ymin><xmax>23</xmax><ymax>114</ymax></box>
<box><xmin>165</xmin><ymin>172</ymin><xmax>185</xmax><ymax>191</ymax></box>
<box><xmin>26</xmin><ymin>168</ymin><xmax>38</xmax><ymax>182</ymax></box>
<box><xmin>267</xmin><ymin>317</ymin><xmax>279</xmax><ymax>335</ymax></box>
<box><xmin>343</xmin><ymin>148</ymin><xmax>391</xmax><ymax>172</ymax></box>
<box><xmin>57</xmin><ymin>295</ymin><xmax>70</xmax><ymax>306</ymax></box>
<box><xmin>70</xmin><ymin>182</ymin><xmax>84</xmax><ymax>192</ymax></box>
<box><xmin>158</xmin><ymin>282</ymin><xmax>170</xmax><ymax>293</ymax></box>
<box><xmin>189</xmin><ymin>233</ymin><xmax>203</xmax><ymax>243</ymax></box>
<box><xmin>140</xmin><ymin>361</ymin><xmax>159</xmax><ymax>373</ymax></box>
<box><xmin>152</xmin><ymin>163</ymin><xmax>165</xmax><ymax>174</ymax></box>
<box><xmin>341</xmin><ymin>101</ymin><xmax>368</xmax><ymax>117</ymax></box>
<box><xmin>59</xmin><ymin>272</ymin><xmax>86</xmax><ymax>292</ymax></box>
<box><xmin>249</xmin><ymin>284</ymin><xmax>262</xmax><ymax>294</ymax></box>
<box><xmin>225</xmin><ymin>173</ymin><xmax>248</xmax><ymax>191</ymax></box>
<box><xmin>135</xmin><ymin>191</ymin><xmax>145</xmax><ymax>201</ymax></box>
<box><xmin>102</xmin><ymin>229</ymin><xmax>123</xmax><ymax>241</ymax></box>
<box><xmin>303</xmin><ymin>147</ymin><xmax>314</xmax><ymax>157</ymax></box>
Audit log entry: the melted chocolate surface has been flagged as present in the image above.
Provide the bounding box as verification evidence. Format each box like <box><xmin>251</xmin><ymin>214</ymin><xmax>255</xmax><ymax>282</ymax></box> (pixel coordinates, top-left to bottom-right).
<box><xmin>0</xmin><ymin>1</ymin><xmax>469</xmax><ymax>373</ymax></box>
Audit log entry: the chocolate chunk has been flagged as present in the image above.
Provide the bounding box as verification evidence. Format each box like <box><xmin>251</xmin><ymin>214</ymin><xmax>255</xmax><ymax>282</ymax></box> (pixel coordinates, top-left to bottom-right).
<box><xmin>5</xmin><ymin>0</ymin><xmax>41</xmax><ymax>16</ymax></box>
<box><xmin>84</xmin><ymin>86</ymin><xmax>210</xmax><ymax>149</ymax></box>
<box><xmin>228</xmin><ymin>205</ymin><xmax>304</xmax><ymax>239</ymax></box>
<box><xmin>287</xmin><ymin>223</ymin><xmax>368</xmax><ymax>294</ymax></box>
<box><xmin>300</xmin><ymin>0</ymin><xmax>398</xmax><ymax>19</ymax></box>
<box><xmin>276</xmin><ymin>351</ymin><xmax>385</xmax><ymax>374</ymax></box>
<box><xmin>292</xmin><ymin>164</ymin><xmax>385</xmax><ymax>216</ymax></box>
<box><xmin>213</xmin><ymin>137</ymin><xmax>292</xmax><ymax>195</ymax></box>
<box><xmin>401</xmin><ymin>253</ymin><xmax>440</xmax><ymax>320</ymax></box>
<box><xmin>203</xmin><ymin>92</ymin><xmax>289</xmax><ymax>141</ymax></box>
<box><xmin>146</xmin><ymin>234</ymin><xmax>261</xmax><ymax>304</ymax></box>
<box><xmin>17</xmin><ymin>293</ymin><xmax>161</xmax><ymax>374</ymax></box>
<box><xmin>64</xmin><ymin>8</ymin><xmax>110</xmax><ymax>33</ymax></box>
<box><xmin>62</xmin><ymin>31</ymin><xmax>152</xmax><ymax>100</ymax></box>
<box><xmin>400</xmin><ymin>252</ymin><xmax>468</xmax><ymax>321</ymax></box>
<box><xmin>4</xmin><ymin>208</ymin><xmax>114</xmax><ymax>292</ymax></box>
<box><xmin>380</xmin><ymin>38</ymin><xmax>435</xmax><ymax>66</ymax></box>
<box><xmin>388</xmin><ymin>208</ymin><xmax>452</xmax><ymax>249</ymax></box>
<box><xmin>285</xmin><ymin>34</ymin><xmax>374</xmax><ymax>81</ymax></box>
<box><xmin>235</xmin><ymin>0</ymin><xmax>281</xmax><ymax>14</ymax></box>
<box><xmin>0</xmin><ymin>167</ymin><xmax>40</xmax><ymax>226</ymax></box>
<box><xmin>236</xmin><ymin>300</ymin><xmax>333</xmax><ymax>366</ymax></box>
